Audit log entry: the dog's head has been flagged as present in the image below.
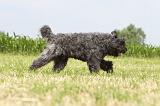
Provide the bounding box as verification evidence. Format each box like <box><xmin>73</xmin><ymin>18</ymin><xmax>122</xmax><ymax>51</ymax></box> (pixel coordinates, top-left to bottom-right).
<box><xmin>40</xmin><ymin>25</ymin><xmax>53</xmax><ymax>39</ymax></box>
<box><xmin>108</xmin><ymin>31</ymin><xmax>127</xmax><ymax>56</ymax></box>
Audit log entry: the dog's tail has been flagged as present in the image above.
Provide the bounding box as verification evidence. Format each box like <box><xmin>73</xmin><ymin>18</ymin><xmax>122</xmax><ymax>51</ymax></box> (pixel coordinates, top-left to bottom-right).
<box><xmin>40</xmin><ymin>25</ymin><xmax>54</xmax><ymax>39</ymax></box>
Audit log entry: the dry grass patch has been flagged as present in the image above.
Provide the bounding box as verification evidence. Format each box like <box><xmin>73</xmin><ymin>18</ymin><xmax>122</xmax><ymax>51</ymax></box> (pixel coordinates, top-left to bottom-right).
<box><xmin>0</xmin><ymin>54</ymin><xmax>160</xmax><ymax>106</ymax></box>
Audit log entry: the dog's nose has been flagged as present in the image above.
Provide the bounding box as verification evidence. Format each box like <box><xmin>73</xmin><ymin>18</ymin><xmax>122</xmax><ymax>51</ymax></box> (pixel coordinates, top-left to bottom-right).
<box><xmin>122</xmin><ymin>47</ymin><xmax>127</xmax><ymax>53</ymax></box>
<box><xmin>124</xmin><ymin>47</ymin><xmax>127</xmax><ymax>52</ymax></box>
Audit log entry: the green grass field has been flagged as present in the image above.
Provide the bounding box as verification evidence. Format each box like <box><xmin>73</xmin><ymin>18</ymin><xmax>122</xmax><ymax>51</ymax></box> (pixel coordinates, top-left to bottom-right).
<box><xmin>0</xmin><ymin>53</ymin><xmax>160</xmax><ymax>106</ymax></box>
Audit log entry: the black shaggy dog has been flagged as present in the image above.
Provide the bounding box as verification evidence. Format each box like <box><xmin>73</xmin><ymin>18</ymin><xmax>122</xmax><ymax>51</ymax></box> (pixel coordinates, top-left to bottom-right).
<box><xmin>30</xmin><ymin>25</ymin><xmax>127</xmax><ymax>73</ymax></box>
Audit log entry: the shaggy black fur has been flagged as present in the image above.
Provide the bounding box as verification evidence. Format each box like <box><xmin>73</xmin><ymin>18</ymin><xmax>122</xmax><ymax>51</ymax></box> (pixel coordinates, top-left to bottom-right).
<box><xmin>30</xmin><ymin>25</ymin><xmax>127</xmax><ymax>73</ymax></box>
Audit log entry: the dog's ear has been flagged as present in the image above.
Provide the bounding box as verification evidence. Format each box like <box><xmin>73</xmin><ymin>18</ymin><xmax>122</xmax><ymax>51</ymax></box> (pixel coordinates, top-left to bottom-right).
<box><xmin>111</xmin><ymin>30</ymin><xmax>117</xmax><ymax>38</ymax></box>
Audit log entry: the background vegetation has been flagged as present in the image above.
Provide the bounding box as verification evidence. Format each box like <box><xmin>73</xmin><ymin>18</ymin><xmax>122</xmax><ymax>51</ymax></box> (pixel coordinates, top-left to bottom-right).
<box><xmin>0</xmin><ymin>24</ymin><xmax>160</xmax><ymax>57</ymax></box>
<box><xmin>0</xmin><ymin>32</ymin><xmax>45</xmax><ymax>55</ymax></box>
<box><xmin>117</xmin><ymin>24</ymin><xmax>146</xmax><ymax>45</ymax></box>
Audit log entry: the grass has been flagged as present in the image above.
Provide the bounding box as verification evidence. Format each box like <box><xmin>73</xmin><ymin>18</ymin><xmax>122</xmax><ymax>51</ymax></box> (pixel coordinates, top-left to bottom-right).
<box><xmin>0</xmin><ymin>53</ymin><xmax>160</xmax><ymax>106</ymax></box>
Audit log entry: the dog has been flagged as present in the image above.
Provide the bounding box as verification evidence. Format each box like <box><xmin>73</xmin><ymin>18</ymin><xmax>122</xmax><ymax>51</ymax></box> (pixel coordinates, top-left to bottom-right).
<box><xmin>30</xmin><ymin>25</ymin><xmax>127</xmax><ymax>73</ymax></box>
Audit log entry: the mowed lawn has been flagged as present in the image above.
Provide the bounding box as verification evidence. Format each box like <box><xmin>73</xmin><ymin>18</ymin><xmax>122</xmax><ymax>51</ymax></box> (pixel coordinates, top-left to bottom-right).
<box><xmin>0</xmin><ymin>53</ymin><xmax>160</xmax><ymax>106</ymax></box>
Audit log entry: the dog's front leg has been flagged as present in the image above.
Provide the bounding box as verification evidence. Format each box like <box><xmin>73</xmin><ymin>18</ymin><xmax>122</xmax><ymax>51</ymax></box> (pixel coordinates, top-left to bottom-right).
<box><xmin>100</xmin><ymin>60</ymin><xmax>113</xmax><ymax>73</ymax></box>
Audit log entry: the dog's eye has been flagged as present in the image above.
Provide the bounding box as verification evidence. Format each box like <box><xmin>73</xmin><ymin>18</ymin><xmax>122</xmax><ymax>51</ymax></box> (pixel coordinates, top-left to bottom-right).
<box><xmin>120</xmin><ymin>41</ymin><xmax>125</xmax><ymax>45</ymax></box>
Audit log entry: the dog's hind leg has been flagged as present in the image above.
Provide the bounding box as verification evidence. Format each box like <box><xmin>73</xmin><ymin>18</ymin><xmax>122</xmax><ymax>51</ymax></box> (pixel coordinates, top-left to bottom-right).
<box><xmin>30</xmin><ymin>44</ymin><xmax>62</xmax><ymax>70</ymax></box>
<box><xmin>87</xmin><ymin>56</ymin><xmax>101</xmax><ymax>73</ymax></box>
<box><xmin>52</xmin><ymin>56</ymin><xmax>68</xmax><ymax>72</ymax></box>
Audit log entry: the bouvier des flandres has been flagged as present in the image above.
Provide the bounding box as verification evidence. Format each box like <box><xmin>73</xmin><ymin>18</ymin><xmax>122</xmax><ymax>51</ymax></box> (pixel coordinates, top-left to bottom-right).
<box><xmin>30</xmin><ymin>25</ymin><xmax>127</xmax><ymax>73</ymax></box>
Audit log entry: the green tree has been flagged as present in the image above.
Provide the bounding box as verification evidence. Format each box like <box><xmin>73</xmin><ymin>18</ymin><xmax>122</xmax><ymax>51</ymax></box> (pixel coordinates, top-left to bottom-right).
<box><xmin>117</xmin><ymin>24</ymin><xmax>146</xmax><ymax>45</ymax></box>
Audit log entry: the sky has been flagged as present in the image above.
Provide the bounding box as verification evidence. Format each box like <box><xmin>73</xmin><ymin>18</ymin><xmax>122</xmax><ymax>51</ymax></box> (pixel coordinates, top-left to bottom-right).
<box><xmin>0</xmin><ymin>0</ymin><xmax>160</xmax><ymax>46</ymax></box>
